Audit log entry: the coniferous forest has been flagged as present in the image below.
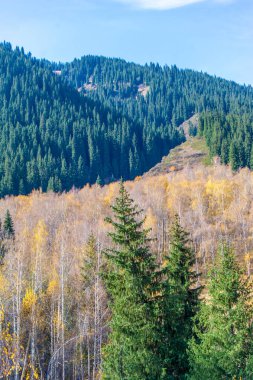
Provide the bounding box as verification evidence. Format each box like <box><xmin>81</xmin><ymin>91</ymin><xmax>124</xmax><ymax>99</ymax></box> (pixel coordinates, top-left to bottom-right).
<box><xmin>2</xmin><ymin>40</ymin><xmax>253</xmax><ymax>379</ymax></box>
<box><xmin>1</xmin><ymin>42</ymin><xmax>253</xmax><ymax>197</ymax></box>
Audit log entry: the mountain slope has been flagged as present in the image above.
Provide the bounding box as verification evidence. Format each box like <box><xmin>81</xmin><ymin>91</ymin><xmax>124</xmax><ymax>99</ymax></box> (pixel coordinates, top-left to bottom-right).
<box><xmin>60</xmin><ymin>56</ymin><xmax>253</xmax><ymax>174</ymax></box>
<box><xmin>60</xmin><ymin>55</ymin><xmax>253</xmax><ymax>127</ymax></box>
<box><xmin>1</xmin><ymin>43</ymin><xmax>253</xmax><ymax>197</ymax></box>
<box><xmin>145</xmin><ymin>136</ymin><xmax>211</xmax><ymax>177</ymax></box>
<box><xmin>0</xmin><ymin>43</ymin><xmax>184</xmax><ymax>197</ymax></box>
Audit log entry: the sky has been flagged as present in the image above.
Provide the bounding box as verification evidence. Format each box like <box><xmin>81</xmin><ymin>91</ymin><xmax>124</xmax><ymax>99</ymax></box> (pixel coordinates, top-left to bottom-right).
<box><xmin>0</xmin><ymin>0</ymin><xmax>252</xmax><ymax>85</ymax></box>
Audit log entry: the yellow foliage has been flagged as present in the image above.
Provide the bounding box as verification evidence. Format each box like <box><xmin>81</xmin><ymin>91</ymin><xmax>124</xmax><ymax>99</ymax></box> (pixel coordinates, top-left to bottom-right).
<box><xmin>191</xmin><ymin>198</ymin><xmax>198</xmax><ymax>211</ymax></box>
<box><xmin>0</xmin><ymin>307</ymin><xmax>22</xmax><ymax>378</ymax></box>
<box><xmin>22</xmin><ymin>288</ymin><xmax>37</xmax><ymax>313</ymax></box>
<box><xmin>144</xmin><ymin>208</ymin><xmax>157</xmax><ymax>230</ymax></box>
<box><xmin>24</xmin><ymin>363</ymin><xmax>39</xmax><ymax>380</ymax></box>
<box><xmin>245</xmin><ymin>252</ymin><xmax>253</xmax><ymax>263</ymax></box>
<box><xmin>32</xmin><ymin>219</ymin><xmax>48</xmax><ymax>251</ymax></box>
<box><xmin>53</xmin><ymin>312</ymin><xmax>64</xmax><ymax>330</ymax></box>
<box><xmin>47</xmin><ymin>279</ymin><xmax>59</xmax><ymax>296</ymax></box>
<box><xmin>205</xmin><ymin>178</ymin><xmax>234</xmax><ymax>213</ymax></box>
<box><xmin>0</xmin><ymin>305</ymin><xmax>4</xmax><ymax>324</ymax></box>
<box><xmin>0</xmin><ymin>272</ymin><xmax>8</xmax><ymax>294</ymax></box>
<box><xmin>103</xmin><ymin>183</ymin><xmax>117</xmax><ymax>206</ymax></box>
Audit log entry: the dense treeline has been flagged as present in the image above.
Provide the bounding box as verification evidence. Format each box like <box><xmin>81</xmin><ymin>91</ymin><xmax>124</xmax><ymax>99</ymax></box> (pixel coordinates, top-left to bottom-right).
<box><xmin>1</xmin><ymin>42</ymin><xmax>253</xmax><ymax>197</ymax></box>
<box><xmin>199</xmin><ymin>111</ymin><xmax>253</xmax><ymax>171</ymax></box>
<box><xmin>0</xmin><ymin>42</ymin><xmax>183</xmax><ymax>197</ymax></box>
<box><xmin>60</xmin><ymin>55</ymin><xmax>253</xmax><ymax>172</ymax></box>
<box><xmin>61</xmin><ymin>55</ymin><xmax>253</xmax><ymax>123</ymax></box>
<box><xmin>1</xmin><ymin>178</ymin><xmax>253</xmax><ymax>379</ymax></box>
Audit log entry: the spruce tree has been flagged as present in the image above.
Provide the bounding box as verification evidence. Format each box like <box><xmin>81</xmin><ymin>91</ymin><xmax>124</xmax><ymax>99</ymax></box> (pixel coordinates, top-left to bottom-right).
<box><xmin>189</xmin><ymin>244</ymin><xmax>253</xmax><ymax>379</ymax></box>
<box><xmin>159</xmin><ymin>215</ymin><xmax>201</xmax><ymax>378</ymax></box>
<box><xmin>96</xmin><ymin>175</ymin><xmax>103</xmax><ymax>187</ymax></box>
<box><xmin>250</xmin><ymin>146</ymin><xmax>253</xmax><ymax>170</ymax></box>
<box><xmin>229</xmin><ymin>141</ymin><xmax>239</xmax><ymax>171</ymax></box>
<box><xmin>0</xmin><ymin>219</ymin><xmax>6</xmax><ymax>265</ymax></box>
<box><xmin>102</xmin><ymin>181</ymin><xmax>160</xmax><ymax>380</ymax></box>
<box><xmin>3</xmin><ymin>210</ymin><xmax>15</xmax><ymax>239</ymax></box>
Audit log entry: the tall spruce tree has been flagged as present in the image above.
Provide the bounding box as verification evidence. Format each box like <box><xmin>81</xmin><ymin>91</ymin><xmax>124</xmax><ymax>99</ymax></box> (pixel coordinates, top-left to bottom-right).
<box><xmin>159</xmin><ymin>215</ymin><xmax>201</xmax><ymax>379</ymax></box>
<box><xmin>189</xmin><ymin>244</ymin><xmax>253</xmax><ymax>379</ymax></box>
<box><xmin>3</xmin><ymin>210</ymin><xmax>15</xmax><ymax>239</ymax></box>
<box><xmin>102</xmin><ymin>181</ymin><xmax>160</xmax><ymax>380</ymax></box>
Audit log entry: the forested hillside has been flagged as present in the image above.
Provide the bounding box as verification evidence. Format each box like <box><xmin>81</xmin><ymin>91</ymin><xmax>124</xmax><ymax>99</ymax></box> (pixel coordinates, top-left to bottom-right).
<box><xmin>199</xmin><ymin>111</ymin><xmax>253</xmax><ymax>170</ymax></box>
<box><xmin>60</xmin><ymin>55</ymin><xmax>253</xmax><ymax>171</ymax></box>
<box><xmin>0</xmin><ymin>43</ymin><xmax>183</xmax><ymax>197</ymax></box>
<box><xmin>1</xmin><ymin>42</ymin><xmax>253</xmax><ymax>198</ymax></box>
<box><xmin>1</xmin><ymin>164</ymin><xmax>253</xmax><ymax>378</ymax></box>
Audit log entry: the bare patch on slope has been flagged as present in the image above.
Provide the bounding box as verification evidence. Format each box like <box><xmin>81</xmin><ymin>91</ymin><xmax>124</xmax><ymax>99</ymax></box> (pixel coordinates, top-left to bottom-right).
<box><xmin>144</xmin><ymin>137</ymin><xmax>211</xmax><ymax>177</ymax></box>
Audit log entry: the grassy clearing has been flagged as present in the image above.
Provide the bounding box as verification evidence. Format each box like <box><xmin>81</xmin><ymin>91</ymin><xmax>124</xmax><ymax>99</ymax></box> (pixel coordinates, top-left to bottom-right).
<box><xmin>146</xmin><ymin>136</ymin><xmax>212</xmax><ymax>177</ymax></box>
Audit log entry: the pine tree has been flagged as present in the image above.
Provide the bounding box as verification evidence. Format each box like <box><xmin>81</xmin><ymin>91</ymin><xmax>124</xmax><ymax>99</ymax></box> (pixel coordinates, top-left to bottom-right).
<box><xmin>189</xmin><ymin>244</ymin><xmax>253</xmax><ymax>379</ymax></box>
<box><xmin>3</xmin><ymin>210</ymin><xmax>15</xmax><ymax>239</ymax></box>
<box><xmin>159</xmin><ymin>215</ymin><xmax>201</xmax><ymax>378</ymax></box>
<box><xmin>102</xmin><ymin>181</ymin><xmax>161</xmax><ymax>380</ymax></box>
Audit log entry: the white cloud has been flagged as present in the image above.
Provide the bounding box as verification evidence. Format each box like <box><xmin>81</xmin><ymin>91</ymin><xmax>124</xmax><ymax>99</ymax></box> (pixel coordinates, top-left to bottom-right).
<box><xmin>116</xmin><ymin>0</ymin><xmax>206</xmax><ymax>10</ymax></box>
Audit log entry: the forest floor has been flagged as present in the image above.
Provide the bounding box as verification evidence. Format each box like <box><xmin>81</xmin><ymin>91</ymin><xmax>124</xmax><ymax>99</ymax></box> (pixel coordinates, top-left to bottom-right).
<box><xmin>145</xmin><ymin>136</ymin><xmax>212</xmax><ymax>177</ymax></box>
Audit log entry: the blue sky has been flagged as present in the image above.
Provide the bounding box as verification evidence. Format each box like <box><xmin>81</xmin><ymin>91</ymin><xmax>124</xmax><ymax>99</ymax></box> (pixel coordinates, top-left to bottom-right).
<box><xmin>0</xmin><ymin>0</ymin><xmax>252</xmax><ymax>84</ymax></box>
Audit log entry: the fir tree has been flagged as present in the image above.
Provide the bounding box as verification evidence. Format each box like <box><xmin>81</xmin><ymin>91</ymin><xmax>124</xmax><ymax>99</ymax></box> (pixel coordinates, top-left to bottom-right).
<box><xmin>159</xmin><ymin>215</ymin><xmax>201</xmax><ymax>378</ymax></box>
<box><xmin>189</xmin><ymin>244</ymin><xmax>253</xmax><ymax>379</ymax></box>
<box><xmin>3</xmin><ymin>210</ymin><xmax>15</xmax><ymax>239</ymax></box>
<box><xmin>102</xmin><ymin>181</ymin><xmax>160</xmax><ymax>380</ymax></box>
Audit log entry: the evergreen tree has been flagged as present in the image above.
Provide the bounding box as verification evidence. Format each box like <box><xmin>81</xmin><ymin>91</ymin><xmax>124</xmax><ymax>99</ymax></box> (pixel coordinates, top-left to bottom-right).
<box><xmin>96</xmin><ymin>175</ymin><xmax>103</xmax><ymax>187</ymax></box>
<box><xmin>159</xmin><ymin>215</ymin><xmax>201</xmax><ymax>378</ymax></box>
<box><xmin>189</xmin><ymin>244</ymin><xmax>253</xmax><ymax>379</ymax></box>
<box><xmin>250</xmin><ymin>146</ymin><xmax>253</xmax><ymax>170</ymax></box>
<box><xmin>229</xmin><ymin>141</ymin><xmax>239</xmax><ymax>171</ymax></box>
<box><xmin>0</xmin><ymin>219</ymin><xmax>6</xmax><ymax>265</ymax></box>
<box><xmin>3</xmin><ymin>210</ymin><xmax>15</xmax><ymax>239</ymax></box>
<box><xmin>102</xmin><ymin>181</ymin><xmax>160</xmax><ymax>380</ymax></box>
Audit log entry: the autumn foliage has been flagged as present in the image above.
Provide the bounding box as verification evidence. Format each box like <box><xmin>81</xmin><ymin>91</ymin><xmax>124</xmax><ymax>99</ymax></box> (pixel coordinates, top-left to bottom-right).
<box><xmin>1</xmin><ymin>164</ymin><xmax>253</xmax><ymax>376</ymax></box>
